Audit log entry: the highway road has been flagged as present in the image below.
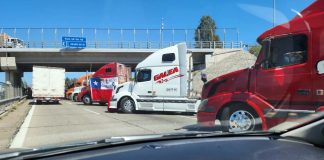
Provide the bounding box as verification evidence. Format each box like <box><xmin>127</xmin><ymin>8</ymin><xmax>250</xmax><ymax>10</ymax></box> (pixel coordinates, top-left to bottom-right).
<box><xmin>10</xmin><ymin>100</ymin><xmax>198</xmax><ymax>148</ymax></box>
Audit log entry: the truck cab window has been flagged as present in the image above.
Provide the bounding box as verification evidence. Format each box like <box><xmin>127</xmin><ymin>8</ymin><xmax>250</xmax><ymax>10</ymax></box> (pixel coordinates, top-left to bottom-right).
<box><xmin>105</xmin><ymin>68</ymin><xmax>112</xmax><ymax>72</ymax></box>
<box><xmin>136</xmin><ymin>69</ymin><xmax>151</xmax><ymax>82</ymax></box>
<box><xmin>162</xmin><ymin>53</ymin><xmax>175</xmax><ymax>62</ymax></box>
<box><xmin>268</xmin><ymin>34</ymin><xmax>307</xmax><ymax>68</ymax></box>
<box><xmin>259</xmin><ymin>39</ymin><xmax>271</xmax><ymax>69</ymax></box>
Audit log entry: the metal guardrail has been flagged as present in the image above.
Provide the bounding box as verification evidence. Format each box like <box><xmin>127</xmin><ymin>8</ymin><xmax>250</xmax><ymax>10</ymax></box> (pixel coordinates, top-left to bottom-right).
<box><xmin>0</xmin><ymin>95</ymin><xmax>27</xmax><ymax>116</ymax></box>
<box><xmin>0</xmin><ymin>82</ymin><xmax>24</xmax><ymax>100</ymax></box>
<box><xmin>0</xmin><ymin>28</ymin><xmax>243</xmax><ymax>49</ymax></box>
<box><xmin>0</xmin><ymin>96</ymin><xmax>20</xmax><ymax>106</ymax></box>
<box><xmin>20</xmin><ymin>41</ymin><xmax>243</xmax><ymax>49</ymax></box>
<box><xmin>0</xmin><ymin>82</ymin><xmax>9</xmax><ymax>100</ymax></box>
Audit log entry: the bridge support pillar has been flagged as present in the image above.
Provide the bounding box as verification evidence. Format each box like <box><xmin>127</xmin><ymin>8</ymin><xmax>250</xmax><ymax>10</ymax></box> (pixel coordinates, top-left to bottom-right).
<box><xmin>5</xmin><ymin>71</ymin><xmax>23</xmax><ymax>98</ymax></box>
<box><xmin>1</xmin><ymin>57</ymin><xmax>22</xmax><ymax>98</ymax></box>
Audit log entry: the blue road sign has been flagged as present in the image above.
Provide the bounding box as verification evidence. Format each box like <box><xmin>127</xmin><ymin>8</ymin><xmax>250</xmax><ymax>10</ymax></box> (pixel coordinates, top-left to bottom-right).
<box><xmin>62</xmin><ymin>36</ymin><xmax>86</xmax><ymax>48</ymax></box>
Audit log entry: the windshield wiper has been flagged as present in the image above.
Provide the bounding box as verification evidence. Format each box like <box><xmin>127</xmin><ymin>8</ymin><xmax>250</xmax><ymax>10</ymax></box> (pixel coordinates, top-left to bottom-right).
<box><xmin>161</xmin><ymin>130</ymin><xmax>283</xmax><ymax>139</ymax></box>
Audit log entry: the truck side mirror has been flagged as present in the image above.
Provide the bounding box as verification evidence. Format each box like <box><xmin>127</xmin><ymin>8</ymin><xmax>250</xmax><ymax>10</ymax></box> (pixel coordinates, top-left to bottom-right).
<box><xmin>201</xmin><ymin>73</ymin><xmax>207</xmax><ymax>83</ymax></box>
<box><xmin>317</xmin><ymin>60</ymin><xmax>324</xmax><ymax>74</ymax></box>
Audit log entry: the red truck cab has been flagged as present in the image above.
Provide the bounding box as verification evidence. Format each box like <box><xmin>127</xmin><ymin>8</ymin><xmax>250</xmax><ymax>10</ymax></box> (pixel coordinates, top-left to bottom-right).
<box><xmin>77</xmin><ymin>62</ymin><xmax>131</xmax><ymax>106</ymax></box>
<box><xmin>197</xmin><ymin>0</ymin><xmax>324</xmax><ymax>132</ymax></box>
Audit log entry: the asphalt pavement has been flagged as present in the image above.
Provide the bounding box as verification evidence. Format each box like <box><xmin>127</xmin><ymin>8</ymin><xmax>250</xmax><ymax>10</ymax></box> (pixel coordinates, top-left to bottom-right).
<box><xmin>10</xmin><ymin>100</ymin><xmax>198</xmax><ymax>148</ymax></box>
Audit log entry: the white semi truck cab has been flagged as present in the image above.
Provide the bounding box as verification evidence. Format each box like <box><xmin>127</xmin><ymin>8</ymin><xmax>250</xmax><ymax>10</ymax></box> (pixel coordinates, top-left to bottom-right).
<box><xmin>110</xmin><ymin>43</ymin><xmax>200</xmax><ymax>113</ymax></box>
<box><xmin>0</xmin><ymin>33</ymin><xmax>25</xmax><ymax>48</ymax></box>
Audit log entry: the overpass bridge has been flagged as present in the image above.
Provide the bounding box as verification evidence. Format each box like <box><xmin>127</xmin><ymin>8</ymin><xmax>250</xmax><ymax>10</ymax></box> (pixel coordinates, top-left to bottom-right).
<box><xmin>0</xmin><ymin>27</ymin><xmax>244</xmax><ymax>97</ymax></box>
<box><xmin>0</xmin><ymin>47</ymin><xmax>220</xmax><ymax>72</ymax></box>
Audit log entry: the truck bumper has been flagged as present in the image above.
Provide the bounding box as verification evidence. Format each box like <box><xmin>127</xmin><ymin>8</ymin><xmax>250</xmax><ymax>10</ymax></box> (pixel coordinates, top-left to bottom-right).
<box><xmin>34</xmin><ymin>97</ymin><xmax>61</xmax><ymax>103</ymax></box>
<box><xmin>197</xmin><ymin>111</ymin><xmax>217</xmax><ymax>127</ymax></box>
<box><xmin>109</xmin><ymin>98</ymin><xmax>118</xmax><ymax>109</ymax></box>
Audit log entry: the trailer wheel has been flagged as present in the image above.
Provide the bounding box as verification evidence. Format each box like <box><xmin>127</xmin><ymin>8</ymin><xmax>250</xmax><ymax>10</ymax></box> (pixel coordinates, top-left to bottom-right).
<box><xmin>219</xmin><ymin>103</ymin><xmax>262</xmax><ymax>132</ymax></box>
<box><xmin>119</xmin><ymin>97</ymin><xmax>135</xmax><ymax>113</ymax></box>
<box><xmin>36</xmin><ymin>100</ymin><xmax>42</xmax><ymax>104</ymax></box>
<box><xmin>83</xmin><ymin>95</ymin><xmax>92</xmax><ymax>105</ymax></box>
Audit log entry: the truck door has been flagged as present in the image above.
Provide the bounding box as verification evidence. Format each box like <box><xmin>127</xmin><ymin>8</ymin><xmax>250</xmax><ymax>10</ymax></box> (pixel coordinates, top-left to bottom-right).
<box><xmin>133</xmin><ymin>69</ymin><xmax>161</xmax><ymax>110</ymax></box>
<box><xmin>314</xmin><ymin>62</ymin><xmax>324</xmax><ymax>111</ymax></box>
<box><xmin>255</xmin><ymin>34</ymin><xmax>314</xmax><ymax>112</ymax></box>
<box><xmin>313</xmin><ymin>29</ymin><xmax>324</xmax><ymax>112</ymax></box>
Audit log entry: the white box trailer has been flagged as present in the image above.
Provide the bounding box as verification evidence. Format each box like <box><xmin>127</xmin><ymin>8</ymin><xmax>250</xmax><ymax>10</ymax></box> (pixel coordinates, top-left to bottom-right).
<box><xmin>32</xmin><ymin>66</ymin><xmax>65</xmax><ymax>103</ymax></box>
<box><xmin>110</xmin><ymin>43</ymin><xmax>201</xmax><ymax>113</ymax></box>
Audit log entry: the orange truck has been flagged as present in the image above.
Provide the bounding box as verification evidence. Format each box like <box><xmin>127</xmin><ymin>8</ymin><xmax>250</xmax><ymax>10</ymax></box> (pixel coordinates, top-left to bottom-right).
<box><xmin>65</xmin><ymin>88</ymin><xmax>74</xmax><ymax>99</ymax></box>
<box><xmin>70</xmin><ymin>74</ymin><xmax>92</xmax><ymax>101</ymax></box>
<box><xmin>65</xmin><ymin>74</ymin><xmax>92</xmax><ymax>100</ymax></box>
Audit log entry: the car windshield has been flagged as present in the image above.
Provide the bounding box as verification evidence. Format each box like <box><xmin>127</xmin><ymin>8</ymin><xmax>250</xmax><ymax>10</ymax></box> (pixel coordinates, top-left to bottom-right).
<box><xmin>0</xmin><ymin>0</ymin><xmax>322</xmax><ymax>152</ymax></box>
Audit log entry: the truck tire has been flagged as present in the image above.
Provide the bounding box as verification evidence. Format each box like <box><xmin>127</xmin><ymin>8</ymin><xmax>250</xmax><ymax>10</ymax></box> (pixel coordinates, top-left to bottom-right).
<box><xmin>73</xmin><ymin>94</ymin><xmax>78</xmax><ymax>102</ymax></box>
<box><xmin>119</xmin><ymin>97</ymin><xmax>135</xmax><ymax>113</ymax></box>
<box><xmin>36</xmin><ymin>100</ymin><xmax>42</xmax><ymax>104</ymax></box>
<box><xmin>67</xmin><ymin>94</ymin><xmax>71</xmax><ymax>100</ymax></box>
<box><xmin>107</xmin><ymin>108</ymin><xmax>116</xmax><ymax>113</ymax></box>
<box><xmin>83</xmin><ymin>95</ymin><xmax>92</xmax><ymax>105</ymax></box>
<box><xmin>219</xmin><ymin>103</ymin><xmax>262</xmax><ymax>132</ymax></box>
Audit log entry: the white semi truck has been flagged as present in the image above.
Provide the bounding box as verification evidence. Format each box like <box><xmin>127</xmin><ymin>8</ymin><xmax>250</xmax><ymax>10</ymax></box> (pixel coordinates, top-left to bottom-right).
<box><xmin>32</xmin><ymin>66</ymin><xmax>65</xmax><ymax>104</ymax></box>
<box><xmin>0</xmin><ymin>33</ymin><xmax>25</xmax><ymax>48</ymax></box>
<box><xmin>110</xmin><ymin>43</ymin><xmax>200</xmax><ymax>113</ymax></box>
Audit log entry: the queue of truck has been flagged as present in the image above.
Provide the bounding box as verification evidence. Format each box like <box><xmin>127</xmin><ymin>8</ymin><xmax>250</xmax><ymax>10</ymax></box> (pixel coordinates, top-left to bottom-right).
<box><xmin>64</xmin><ymin>43</ymin><xmax>200</xmax><ymax>114</ymax></box>
<box><xmin>31</xmin><ymin>0</ymin><xmax>324</xmax><ymax>132</ymax></box>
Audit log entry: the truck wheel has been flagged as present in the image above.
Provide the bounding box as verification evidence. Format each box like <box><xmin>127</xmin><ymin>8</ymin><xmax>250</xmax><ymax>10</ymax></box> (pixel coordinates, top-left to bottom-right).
<box><xmin>83</xmin><ymin>95</ymin><xmax>92</xmax><ymax>105</ymax></box>
<box><xmin>119</xmin><ymin>97</ymin><xmax>135</xmax><ymax>113</ymax></box>
<box><xmin>220</xmin><ymin>103</ymin><xmax>262</xmax><ymax>132</ymax></box>
<box><xmin>73</xmin><ymin>94</ymin><xmax>78</xmax><ymax>102</ymax></box>
<box><xmin>36</xmin><ymin>100</ymin><xmax>42</xmax><ymax>104</ymax></box>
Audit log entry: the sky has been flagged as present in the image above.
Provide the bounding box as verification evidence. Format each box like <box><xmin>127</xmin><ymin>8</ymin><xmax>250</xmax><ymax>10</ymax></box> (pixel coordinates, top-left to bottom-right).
<box><xmin>0</xmin><ymin>0</ymin><xmax>315</xmax><ymax>85</ymax></box>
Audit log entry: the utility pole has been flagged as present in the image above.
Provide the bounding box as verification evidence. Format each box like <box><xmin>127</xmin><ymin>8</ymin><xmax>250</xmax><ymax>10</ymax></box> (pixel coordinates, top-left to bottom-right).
<box><xmin>273</xmin><ymin>0</ymin><xmax>276</xmax><ymax>27</ymax></box>
<box><xmin>160</xmin><ymin>17</ymin><xmax>164</xmax><ymax>48</ymax></box>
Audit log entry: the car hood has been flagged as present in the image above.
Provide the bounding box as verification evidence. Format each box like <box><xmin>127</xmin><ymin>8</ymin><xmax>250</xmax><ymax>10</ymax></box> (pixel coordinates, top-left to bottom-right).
<box><xmin>115</xmin><ymin>81</ymin><xmax>134</xmax><ymax>94</ymax></box>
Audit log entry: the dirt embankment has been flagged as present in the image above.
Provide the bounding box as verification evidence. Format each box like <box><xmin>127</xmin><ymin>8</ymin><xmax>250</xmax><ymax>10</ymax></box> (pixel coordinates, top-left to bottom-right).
<box><xmin>190</xmin><ymin>49</ymin><xmax>257</xmax><ymax>98</ymax></box>
<box><xmin>0</xmin><ymin>100</ymin><xmax>31</xmax><ymax>150</ymax></box>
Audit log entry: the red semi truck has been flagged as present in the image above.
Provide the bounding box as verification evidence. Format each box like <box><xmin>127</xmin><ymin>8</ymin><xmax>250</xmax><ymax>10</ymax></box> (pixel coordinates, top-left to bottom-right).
<box><xmin>77</xmin><ymin>62</ymin><xmax>131</xmax><ymax>106</ymax></box>
<box><xmin>197</xmin><ymin>0</ymin><xmax>324</xmax><ymax>132</ymax></box>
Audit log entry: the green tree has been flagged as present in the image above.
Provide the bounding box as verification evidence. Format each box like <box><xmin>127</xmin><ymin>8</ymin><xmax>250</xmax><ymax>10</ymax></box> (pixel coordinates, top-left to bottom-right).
<box><xmin>248</xmin><ymin>45</ymin><xmax>262</xmax><ymax>56</ymax></box>
<box><xmin>65</xmin><ymin>77</ymin><xmax>78</xmax><ymax>90</ymax></box>
<box><xmin>194</xmin><ymin>16</ymin><xmax>220</xmax><ymax>48</ymax></box>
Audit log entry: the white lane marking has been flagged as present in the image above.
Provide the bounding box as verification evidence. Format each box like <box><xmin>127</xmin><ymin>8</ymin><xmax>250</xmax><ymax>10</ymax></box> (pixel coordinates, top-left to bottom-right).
<box><xmin>83</xmin><ymin>108</ymin><xmax>100</xmax><ymax>115</ymax></box>
<box><xmin>10</xmin><ymin>105</ymin><xmax>36</xmax><ymax>148</ymax></box>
